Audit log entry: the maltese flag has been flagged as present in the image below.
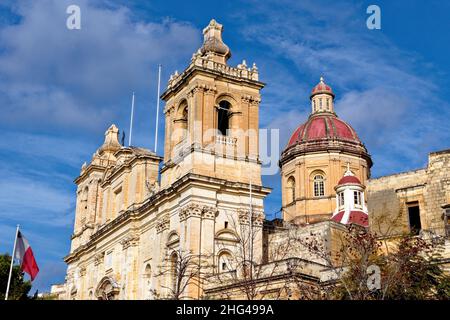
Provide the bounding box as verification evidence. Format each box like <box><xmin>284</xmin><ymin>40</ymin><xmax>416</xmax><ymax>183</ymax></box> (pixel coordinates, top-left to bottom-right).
<box><xmin>14</xmin><ymin>231</ymin><xmax>39</xmax><ymax>281</ymax></box>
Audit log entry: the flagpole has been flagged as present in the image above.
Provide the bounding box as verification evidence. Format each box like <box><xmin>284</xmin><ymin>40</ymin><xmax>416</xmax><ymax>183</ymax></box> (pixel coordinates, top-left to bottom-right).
<box><xmin>5</xmin><ymin>225</ymin><xmax>20</xmax><ymax>300</ymax></box>
<box><xmin>154</xmin><ymin>64</ymin><xmax>162</xmax><ymax>153</ymax></box>
<box><xmin>249</xmin><ymin>180</ymin><xmax>253</xmax><ymax>269</ymax></box>
<box><xmin>128</xmin><ymin>92</ymin><xmax>135</xmax><ymax>147</ymax></box>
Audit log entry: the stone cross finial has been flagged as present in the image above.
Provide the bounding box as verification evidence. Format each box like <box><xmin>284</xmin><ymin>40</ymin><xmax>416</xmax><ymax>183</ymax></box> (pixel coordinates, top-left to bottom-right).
<box><xmin>344</xmin><ymin>163</ymin><xmax>353</xmax><ymax>176</ymax></box>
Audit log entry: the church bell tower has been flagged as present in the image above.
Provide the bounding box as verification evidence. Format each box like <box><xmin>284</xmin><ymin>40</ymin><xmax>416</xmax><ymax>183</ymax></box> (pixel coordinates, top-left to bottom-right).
<box><xmin>160</xmin><ymin>19</ymin><xmax>264</xmax><ymax>188</ymax></box>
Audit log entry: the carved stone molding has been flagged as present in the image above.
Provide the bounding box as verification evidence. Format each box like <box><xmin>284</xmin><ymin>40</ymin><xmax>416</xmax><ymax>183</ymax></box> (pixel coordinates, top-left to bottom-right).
<box><xmin>156</xmin><ymin>215</ymin><xmax>170</xmax><ymax>234</ymax></box>
<box><xmin>94</xmin><ymin>252</ymin><xmax>105</xmax><ymax>266</ymax></box>
<box><xmin>203</xmin><ymin>205</ymin><xmax>219</xmax><ymax>220</ymax></box>
<box><xmin>79</xmin><ymin>266</ymin><xmax>87</xmax><ymax>277</ymax></box>
<box><xmin>241</xmin><ymin>95</ymin><xmax>260</xmax><ymax>104</ymax></box>
<box><xmin>179</xmin><ymin>203</ymin><xmax>218</xmax><ymax>221</ymax></box>
<box><xmin>120</xmin><ymin>233</ymin><xmax>140</xmax><ymax>249</ymax></box>
<box><xmin>237</xmin><ymin>208</ymin><xmax>265</xmax><ymax>226</ymax></box>
<box><xmin>179</xmin><ymin>203</ymin><xmax>203</xmax><ymax>221</ymax></box>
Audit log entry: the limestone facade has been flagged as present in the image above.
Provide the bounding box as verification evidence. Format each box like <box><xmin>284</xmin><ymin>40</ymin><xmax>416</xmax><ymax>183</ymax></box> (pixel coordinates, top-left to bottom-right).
<box><xmin>59</xmin><ymin>19</ymin><xmax>270</xmax><ymax>300</ymax></box>
<box><xmin>367</xmin><ymin>149</ymin><xmax>450</xmax><ymax>237</ymax></box>
<box><xmin>54</xmin><ymin>19</ymin><xmax>450</xmax><ymax>300</ymax></box>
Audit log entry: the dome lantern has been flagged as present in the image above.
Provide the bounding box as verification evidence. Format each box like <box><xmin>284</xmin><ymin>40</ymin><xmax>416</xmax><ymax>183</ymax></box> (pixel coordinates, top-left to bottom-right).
<box><xmin>331</xmin><ymin>165</ymin><xmax>369</xmax><ymax>227</ymax></box>
<box><xmin>310</xmin><ymin>76</ymin><xmax>335</xmax><ymax>114</ymax></box>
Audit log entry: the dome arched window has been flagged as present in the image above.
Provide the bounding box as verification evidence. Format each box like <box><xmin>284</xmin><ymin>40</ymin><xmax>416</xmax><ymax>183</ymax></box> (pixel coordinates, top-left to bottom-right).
<box><xmin>313</xmin><ymin>175</ymin><xmax>325</xmax><ymax>197</ymax></box>
<box><xmin>286</xmin><ymin>176</ymin><xmax>296</xmax><ymax>204</ymax></box>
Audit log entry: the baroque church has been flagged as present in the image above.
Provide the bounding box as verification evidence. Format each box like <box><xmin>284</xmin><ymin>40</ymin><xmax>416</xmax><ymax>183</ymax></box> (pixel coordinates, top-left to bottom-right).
<box><xmin>52</xmin><ymin>19</ymin><xmax>450</xmax><ymax>300</ymax></box>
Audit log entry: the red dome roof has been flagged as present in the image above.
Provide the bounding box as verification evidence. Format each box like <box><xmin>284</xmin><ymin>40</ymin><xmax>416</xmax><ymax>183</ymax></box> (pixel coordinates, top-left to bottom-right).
<box><xmin>287</xmin><ymin>114</ymin><xmax>361</xmax><ymax>148</ymax></box>
<box><xmin>311</xmin><ymin>77</ymin><xmax>334</xmax><ymax>98</ymax></box>
<box><xmin>337</xmin><ymin>175</ymin><xmax>361</xmax><ymax>185</ymax></box>
<box><xmin>332</xmin><ymin>210</ymin><xmax>368</xmax><ymax>227</ymax></box>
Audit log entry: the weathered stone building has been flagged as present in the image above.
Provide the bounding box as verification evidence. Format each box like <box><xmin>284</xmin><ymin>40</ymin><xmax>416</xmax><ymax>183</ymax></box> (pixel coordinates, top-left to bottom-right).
<box><xmin>367</xmin><ymin>149</ymin><xmax>450</xmax><ymax>238</ymax></box>
<box><xmin>53</xmin><ymin>19</ymin><xmax>450</xmax><ymax>300</ymax></box>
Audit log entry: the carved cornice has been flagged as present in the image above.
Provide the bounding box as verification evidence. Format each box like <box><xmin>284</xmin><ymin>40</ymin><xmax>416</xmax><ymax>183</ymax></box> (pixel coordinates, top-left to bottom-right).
<box><xmin>203</xmin><ymin>205</ymin><xmax>219</xmax><ymax>220</ymax></box>
<box><xmin>237</xmin><ymin>208</ymin><xmax>265</xmax><ymax>226</ymax></box>
<box><xmin>120</xmin><ymin>233</ymin><xmax>140</xmax><ymax>249</ymax></box>
<box><xmin>94</xmin><ymin>252</ymin><xmax>104</xmax><ymax>266</ymax></box>
<box><xmin>179</xmin><ymin>203</ymin><xmax>218</xmax><ymax>222</ymax></box>
<box><xmin>241</xmin><ymin>94</ymin><xmax>260</xmax><ymax>104</ymax></box>
<box><xmin>156</xmin><ymin>215</ymin><xmax>170</xmax><ymax>233</ymax></box>
<box><xmin>188</xmin><ymin>83</ymin><xmax>217</xmax><ymax>97</ymax></box>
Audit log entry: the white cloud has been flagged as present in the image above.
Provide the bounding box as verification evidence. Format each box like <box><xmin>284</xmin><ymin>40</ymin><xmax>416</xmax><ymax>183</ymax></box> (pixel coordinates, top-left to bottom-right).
<box><xmin>0</xmin><ymin>0</ymin><xmax>200</xmax><ymax>131</ymax></box>
<box><xmin>238</xmin><ymin>0</ymin><xmax>450</xmax><ymax>177</ymax></box>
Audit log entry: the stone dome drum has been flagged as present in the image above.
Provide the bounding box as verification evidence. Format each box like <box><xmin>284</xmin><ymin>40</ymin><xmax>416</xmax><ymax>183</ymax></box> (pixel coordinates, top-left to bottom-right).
<box><xmin>279</xmin><ymin>78</ymin><xmax>372</xmax><ymax>167</ymax></box>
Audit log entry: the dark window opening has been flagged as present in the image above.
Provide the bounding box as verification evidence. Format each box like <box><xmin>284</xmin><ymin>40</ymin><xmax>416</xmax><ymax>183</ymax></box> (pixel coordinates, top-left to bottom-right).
<box><xmin>222</xmin><ymin>262</ymin><xmax>227</xmax><ymax>270</ymax></box>
<box><xmin>224</xmin><ymin>221</ymin><xmax>228</xmax><ymax>229</ymax></box>
<box><xmin>218</xmin><ymin>101</ymin><xmax>230</xmax><ymax>135</ymax></box>
<box><xmin>408</xmin><ymin>204</ymin><xmax>421</xmax><ymax>235</ymax></box>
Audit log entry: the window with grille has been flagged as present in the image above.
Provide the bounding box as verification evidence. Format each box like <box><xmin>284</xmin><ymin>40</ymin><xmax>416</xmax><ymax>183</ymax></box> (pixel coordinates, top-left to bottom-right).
<box><xmin>354</xmin><ymin>191</ymin><xmax>361</xmax><ymax>206</ymax></box>
<box><xmin>339</xmin><ymin>192</ymin><xmax>345</xmax><ymax>207</ymax></box>
<box><xmin>313</xmin><ymin>175</ymin><xmax>325</xmax><ymax>197</ymax></box>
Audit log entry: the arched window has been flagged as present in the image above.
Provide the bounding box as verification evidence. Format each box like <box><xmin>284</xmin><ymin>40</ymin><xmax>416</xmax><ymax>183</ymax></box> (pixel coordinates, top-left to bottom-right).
<box><xmin>217</xmin><ymin>101</ymin><xmax>230</xmax><ymax>135</ymax></box>
<box><xmin>313</xmin><ymin>174</ymin><xmax>325</xmax><ymax>197</ymax></box>
<box><xmin>286</xmin><ymin>176</ymin><xmax>296</xmax><ymax>204</ymax></box>
<box><xmin>177</xmin><ymin>102</ymin><xmax>188</xmax><ymax>140</ymax></box>
<box><xmin>143</xmin><ymin>264</ymin><xmax>152</xmax><ymax>299</ymax></box>
<box><xmin>218</xmin><ymin>251</ymin><xmax>233</xmax><ymax>273</ymax></box>
<box><xmin>170</xmin><ymin>252</ymin><xmax>178</xmax><ymax>293</ymax></box>
<box><xmin>81</xmin><ymin>187</ymin><xmax>89</xmax><ymax>210</ymax></box>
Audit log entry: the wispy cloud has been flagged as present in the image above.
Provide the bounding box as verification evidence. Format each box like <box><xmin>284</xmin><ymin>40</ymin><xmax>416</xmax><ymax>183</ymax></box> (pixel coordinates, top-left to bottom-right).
<box><xmin>237</xmin><ymin>0</ymin><xmax>450</xmax><ymax>177</ymax></box>
<box><xmin>0</xmin><ymin>0</ymin><xmax>200</xmax><ymax>133</ymax></box>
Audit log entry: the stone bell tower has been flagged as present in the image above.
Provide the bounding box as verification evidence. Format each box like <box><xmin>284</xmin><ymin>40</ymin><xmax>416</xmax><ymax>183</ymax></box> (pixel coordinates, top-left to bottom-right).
<box><xmin>160</xmin><ymin>19</ymin><xmax>264</xmax><ymax>189</ymax></box>
<box><xmin>156</xmin><ymin>19</ymin><xmax>270</xmax><ymax>298</ymax></box>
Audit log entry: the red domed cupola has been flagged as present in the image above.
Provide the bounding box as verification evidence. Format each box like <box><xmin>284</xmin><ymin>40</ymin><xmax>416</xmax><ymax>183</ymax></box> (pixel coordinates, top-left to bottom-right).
<box><xmin>311</xmin><ymin>76</ymin><xmax>335</xmax><ymax>99</ymax></box>
<box><xmin>280</xmin><ymin>77</ymin><xmax>372</xmax><ymax>168</ymax></box>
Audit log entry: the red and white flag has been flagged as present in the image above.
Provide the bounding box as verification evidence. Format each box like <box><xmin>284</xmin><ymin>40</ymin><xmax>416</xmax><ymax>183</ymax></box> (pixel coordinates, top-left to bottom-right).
<box><xmin>14</xmin><ymin>231</ymin><xmax>39</xmax><ymax>281</ymax></box>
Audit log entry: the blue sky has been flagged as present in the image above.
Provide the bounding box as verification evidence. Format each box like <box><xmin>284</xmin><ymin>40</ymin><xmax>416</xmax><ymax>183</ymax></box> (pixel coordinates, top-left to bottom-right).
<box><xmin>0</xmin><ymin>0</ymin><xmax>449</xmax><ymax>293</ymax></box>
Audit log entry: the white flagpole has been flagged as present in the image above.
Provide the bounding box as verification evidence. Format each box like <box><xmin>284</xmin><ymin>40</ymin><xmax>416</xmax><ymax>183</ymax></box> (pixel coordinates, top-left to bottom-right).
<box><xmin>249</xmin><ymin>180</ymin><xmax>253</xmax><ymax>267</ymax></box>
<box><xmin>128</xmin><ymin>92</ymin><xmax>135</xmax><ymax>147</ymax></box>
<box><xmin>5</xmin><ymin>225</ymin><xmax>20</xmax><ymax>300</ymax></box>
<box><xmin>154</xmin><ymin>64</ymin><xmax>162</xmax><ymax>153</ymax></box>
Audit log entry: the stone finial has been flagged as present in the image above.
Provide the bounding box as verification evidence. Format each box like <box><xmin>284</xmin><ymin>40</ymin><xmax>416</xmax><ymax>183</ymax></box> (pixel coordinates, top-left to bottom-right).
<box><xmin>98</xmin><ymin>124</ymin><xmax>122</xmax><ymax>155</ymax></box>
<box><xmin>344</xmin><ymin>163</ymin><xmax>353</xmax><ymax>176</ymax></box>
<box><xmin>199</xmin><ymin>19</ymin><xmax>231</xmax><ymax>62</ymax></box>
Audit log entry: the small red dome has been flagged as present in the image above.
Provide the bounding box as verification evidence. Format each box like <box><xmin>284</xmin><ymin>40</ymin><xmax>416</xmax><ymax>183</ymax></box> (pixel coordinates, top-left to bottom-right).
<box><xmin>332</xmin><ymin>210</ymin><xmax>368</xmax><ymax>227</ymax></box>
<box><xmin>310</xmin><ymin>77</ymin><xmax>334</xmax><ymax>98</ymax></box>
<box><xmin>337</xmin><ymin>175</ymin><xmax>361</xmax><ymax>185</ymax></box>
<box><xmin>287</xmin><ymin>114</ymin><xmax>361</xmax><ymax>148</ymax></box>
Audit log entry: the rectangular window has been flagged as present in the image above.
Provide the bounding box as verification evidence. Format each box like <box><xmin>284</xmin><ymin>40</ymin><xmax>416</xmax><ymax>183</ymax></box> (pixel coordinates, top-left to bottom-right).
<box><xmin>339</xmin><ymin>193</ymin><xmax>345</xmax><ymax>206</ymax></box>
<box><xmin>354</xmin><ymin>191</ymin><xmax>361</xmax><ymax>206</ymax></box>
<box><xmin>408</xmin><ymin>204</ymin><xmax>421</xmax><ymax>235</ymax></box>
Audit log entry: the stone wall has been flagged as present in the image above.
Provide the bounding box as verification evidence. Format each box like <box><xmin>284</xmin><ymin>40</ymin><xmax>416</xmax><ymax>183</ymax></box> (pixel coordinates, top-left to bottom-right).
<box><xmin>367</xmin><ymin>149</ymin><xmax>450</xmax><ymax>237</ymax></box>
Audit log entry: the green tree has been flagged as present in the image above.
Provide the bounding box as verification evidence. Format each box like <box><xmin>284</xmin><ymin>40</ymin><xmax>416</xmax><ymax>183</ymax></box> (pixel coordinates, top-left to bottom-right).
<box><xmin>0</xmin><ymin>253</ymin><xmax>32</xmax><ymax>300</ymax></box>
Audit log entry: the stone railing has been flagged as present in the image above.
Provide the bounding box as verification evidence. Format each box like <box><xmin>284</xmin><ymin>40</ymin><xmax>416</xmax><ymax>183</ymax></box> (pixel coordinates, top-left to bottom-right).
<box><xmin>216</xmin><ymin>135</ymin><xmax>237</xmax><ymax>146</ymax></box>
<box><xmin>167</xmin><ymin>56</ymin><xmax>259</xmax><ymax>90</ymax></box>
